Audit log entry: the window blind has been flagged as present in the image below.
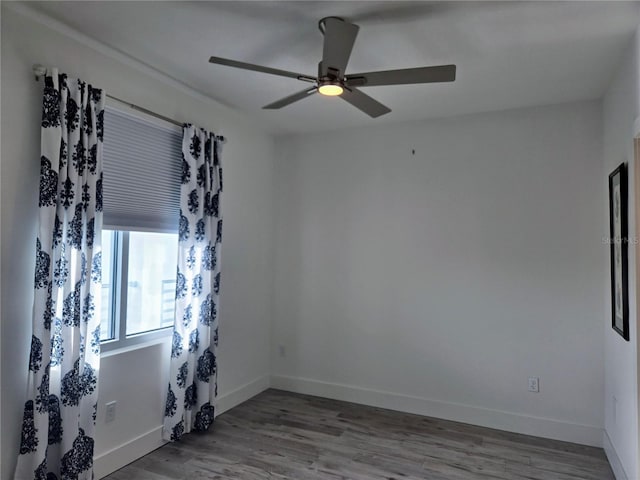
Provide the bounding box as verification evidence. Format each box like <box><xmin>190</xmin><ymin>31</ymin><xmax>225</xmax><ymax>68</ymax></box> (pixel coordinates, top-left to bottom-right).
<box><xmin>103</xmin><ymin>106</ymin><xmax>182</xmax><ymax>231</ymax></box>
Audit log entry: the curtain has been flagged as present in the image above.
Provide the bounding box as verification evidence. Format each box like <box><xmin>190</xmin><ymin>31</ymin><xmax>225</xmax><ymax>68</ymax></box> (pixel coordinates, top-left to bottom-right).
<box><xmin>15</xmin><ymin>69</ymin><xmax>105</xmax><ymax>480</ymax></box>
<box><xmin>163</xmin><ymin>125</ymin><xmax>223</xmax><ymax>441</ymax></box>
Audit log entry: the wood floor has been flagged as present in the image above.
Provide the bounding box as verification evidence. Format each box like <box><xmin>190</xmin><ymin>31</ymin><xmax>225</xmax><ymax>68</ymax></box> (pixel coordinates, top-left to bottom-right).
<box><xmin>104</xmin><ymin>389</ymin><xmax>614</xmax><ymax>480</ymax></box>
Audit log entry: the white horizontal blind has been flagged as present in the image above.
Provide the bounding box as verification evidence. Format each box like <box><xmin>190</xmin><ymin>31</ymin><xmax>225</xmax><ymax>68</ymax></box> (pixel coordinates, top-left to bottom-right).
<box><xmin>103</xmin><ymin>106</ymin><xmax>182</xmax><ymax>231</ymax></box>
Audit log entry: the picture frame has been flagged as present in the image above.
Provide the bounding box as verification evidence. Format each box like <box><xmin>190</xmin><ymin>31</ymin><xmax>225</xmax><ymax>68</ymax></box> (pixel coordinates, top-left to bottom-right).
<box><xmin>609</xmin><ymin>162</ymin><xmax>629</xmax><ymax>341</ymax></box>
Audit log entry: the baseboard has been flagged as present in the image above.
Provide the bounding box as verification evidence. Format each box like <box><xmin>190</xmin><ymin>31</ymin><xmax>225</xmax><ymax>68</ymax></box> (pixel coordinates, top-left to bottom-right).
<box><xmin>94</xmin><ymin>374</ymin><xmax>270</xmax><ymax>479</ymax></box>
<box><xmin>94</xmin><ymin>426</ymin><xmax>165</xmax><ymax>480</ymax></box>
<box><xmin>603</xmin><ymin>430</ymin><xmax>629</xmax><ymax>480</ymax></box>
<box><xmin>271</xmin><ymin>374</ymin><xmax>603</xmax><ymax>448</ymax></box>
<box><xmin>216</xmin><ymin>374</ymin><xmax>271</xmax><ymax>415</ymax></box>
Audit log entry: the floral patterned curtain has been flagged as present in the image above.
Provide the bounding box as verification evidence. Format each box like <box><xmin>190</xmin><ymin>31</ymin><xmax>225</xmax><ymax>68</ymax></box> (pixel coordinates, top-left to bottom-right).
<box><xmin>14</xmin><ymin>69</ymin><xmax>104</xmax><ymax>480</ymax></box>
<box><xmin>163</xmin><ymin>125</ymin><xmax>223</xmax><ymax>441</ymax></box>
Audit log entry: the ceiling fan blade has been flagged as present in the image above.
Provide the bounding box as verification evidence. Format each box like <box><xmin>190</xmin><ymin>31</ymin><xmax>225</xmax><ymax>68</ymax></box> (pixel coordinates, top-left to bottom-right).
<box><xmin>263</xmin><ymin>88</ymin><xmax>318</xmax><ymax>110</ymax></box>
<box><xmin>346</xmin><ymin>65</ymin><xmax>456</xmax><ymax>87</ymax></box>
<box><xmin>321</xmin><ymin>17</ymin><xmax>360</xmax><ymax>77</ymax></box>
<box><xmin>209</xmin><ymin>56</ymin><xmax>315</xmax><ymax>82</ymax></box>
<box><xmin>341</xmin><ymin>88</ymin><xmax>391</xmax><ymax>118</ymax></box>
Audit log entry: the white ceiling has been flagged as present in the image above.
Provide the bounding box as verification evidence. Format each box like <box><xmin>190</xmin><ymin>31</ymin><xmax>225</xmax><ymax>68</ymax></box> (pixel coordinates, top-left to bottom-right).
<box><xmin>29</xmin><ymin>1</ymin><xmax>640</xmax><ymax>134</ymax></box>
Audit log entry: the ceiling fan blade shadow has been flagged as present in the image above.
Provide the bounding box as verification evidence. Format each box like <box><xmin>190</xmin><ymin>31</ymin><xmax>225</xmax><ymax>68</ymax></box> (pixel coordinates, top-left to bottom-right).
<box><xmin>349</xmin><ymin>1</ymin><xmax>531</xmax><ymax>25</ymax></box>
<box><xmin>321</xmin><ymin>17</ymin><xmax>359</xmax><ymax>77</ymax></box>
<box><xmin>350</xmin><ymin>2</ymin><xmax>448</xmax><ymax>24</ymax></box>
<box><xmin>341</xmin><ymin>88</ymin><xmax>391</xmax><ymax>118</ymax></box>
<box><xmin>263</xmin><ymin>88</ymin><xmax>318</xmax><ymax>110</ymax></box>
<box><xmin>209</xmin><ymin>56</ymin><xmax>315</xmax><ymax>82</ymax></box>
<box><xmin>346</xmin><ymin>65</ymin><xmax>456</xmax><ymax>87</ymax></box>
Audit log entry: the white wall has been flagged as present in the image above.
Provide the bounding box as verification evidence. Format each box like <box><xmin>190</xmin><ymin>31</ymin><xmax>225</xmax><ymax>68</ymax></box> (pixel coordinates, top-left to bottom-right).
<box><xmin>1</xmin><ymin>5</ymin><xmax>275</xmax><ymax>479</ymax></box>
<box><xmin>2</xmin><ymin>3</ymin><xmax>634</xmax><ymax>479</ymax></box>
<box><xmin>272</xmin><ymin>101</ymin><xmax>606</xmax><ymax>447</ymax></box>
<box><xmin>602</xmin><ymin>29</ymin><xmax>640</xmax><ymax>480</ymax></box>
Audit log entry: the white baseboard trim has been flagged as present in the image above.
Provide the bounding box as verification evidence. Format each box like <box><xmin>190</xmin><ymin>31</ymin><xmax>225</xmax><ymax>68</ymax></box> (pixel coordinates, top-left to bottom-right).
<box><xmin>94</xmin><ymin>374</ymin><xmax>270</xmax><ymax>479</ymax></box>
<box><xmin>216</xmin><ymin>374</ymin><xmax>271</xmax><ymax>415</ymax></box>
<box><xmin>603</xmin><ymin>430</ymin><xmax>629</xmax><ymax>480</ymax></box>
<box><xmin>94</xmin><ymin>426</ymin><xmax>165</xmax><ymax>480</ymax></box>
<box><xmin>271</xmin><ymin>375</ymin><xmax>603</xmax><ymax>448</ymax></box>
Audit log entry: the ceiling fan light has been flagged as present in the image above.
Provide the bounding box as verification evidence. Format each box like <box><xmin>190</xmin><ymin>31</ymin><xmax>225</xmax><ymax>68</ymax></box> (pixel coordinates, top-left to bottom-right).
<box><xmin>318</xmin><ymin>83</ymin><xmax>344</xmax><ymax>96</ymax></box>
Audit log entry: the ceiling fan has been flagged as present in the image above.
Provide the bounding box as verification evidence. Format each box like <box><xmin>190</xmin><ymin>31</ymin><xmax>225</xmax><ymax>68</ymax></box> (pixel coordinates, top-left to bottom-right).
<box><xmin>209</xmin><ymin>16</ymin><xmax>456</xmax><ymax>118</ymax></box>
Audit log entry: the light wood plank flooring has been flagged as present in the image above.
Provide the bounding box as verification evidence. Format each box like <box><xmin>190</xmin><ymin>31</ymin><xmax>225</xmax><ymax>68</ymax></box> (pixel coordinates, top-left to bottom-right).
<box><xmin>104</xmin><ymin>389</ymin><xmax>614</xmax><ymax>480</ymax></box>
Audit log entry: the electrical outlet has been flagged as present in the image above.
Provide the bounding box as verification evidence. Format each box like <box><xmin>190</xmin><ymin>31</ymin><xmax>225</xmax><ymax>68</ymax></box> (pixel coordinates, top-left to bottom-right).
<box><xmin>528</xmin><ymin>377</ymin><xmax>539</xmax><ymax>393</ymax></box>
<box><xmin>613</xmin><ymin>396</ymin><xmax>618</xmax><ymax>424</ymax></box>
<box><xmin>278</xmin><ymin>345</ymin><xmax>286</xmax><ymax>358</ymax></box>
<box><xmin>105</xmin><ymin>401</ymin><xmax>117</xmax><ymax>423</ymax></box>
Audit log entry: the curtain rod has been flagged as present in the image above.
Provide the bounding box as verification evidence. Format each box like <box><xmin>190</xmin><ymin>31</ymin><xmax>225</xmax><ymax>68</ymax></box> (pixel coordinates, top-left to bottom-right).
<box><xmin>32</xmin><ymin>64</ymin><xmax>226</xmax><ymax>143</ymax></box>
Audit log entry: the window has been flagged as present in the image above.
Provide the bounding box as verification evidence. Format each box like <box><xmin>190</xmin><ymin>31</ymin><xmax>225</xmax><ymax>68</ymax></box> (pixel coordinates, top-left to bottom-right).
<box><xmin>101</xmin><ymin>230</ymin><xmax>178</xmax><ymax>348</ymax></box>
<box><xmin>100</xmin><ymin>230</ymin><xmax>115</xmax><ymax>340</ymax></box>
<box><xmin>100</xmin><ymin>104</ymin><xmax>182</xmax><ymax>351</ymax></box>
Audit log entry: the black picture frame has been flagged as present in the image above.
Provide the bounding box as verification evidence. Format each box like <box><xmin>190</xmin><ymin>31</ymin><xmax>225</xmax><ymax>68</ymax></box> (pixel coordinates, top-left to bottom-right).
<box><xmin>609</xmin><ymin>162</ymin><xmax>629</xmax><ymax>341</ymax></box>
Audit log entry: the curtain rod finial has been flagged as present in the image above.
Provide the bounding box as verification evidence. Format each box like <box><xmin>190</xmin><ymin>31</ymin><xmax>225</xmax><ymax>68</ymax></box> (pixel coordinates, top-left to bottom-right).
<box><xmin>32</xmin><ymin>64</ymin><xmax>46</xmax><ymax>81</ymax></box>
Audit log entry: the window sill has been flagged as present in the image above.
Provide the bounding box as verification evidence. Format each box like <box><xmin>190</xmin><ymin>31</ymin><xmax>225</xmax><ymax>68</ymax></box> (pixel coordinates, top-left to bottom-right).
<box><xmin>100</xmin><ymin>329</ymin><xmax>172</xmax><ymax>358</ymax></box>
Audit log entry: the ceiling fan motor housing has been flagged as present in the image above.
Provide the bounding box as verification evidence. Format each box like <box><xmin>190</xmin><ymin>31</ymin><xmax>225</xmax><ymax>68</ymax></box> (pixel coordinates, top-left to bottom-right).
<box><xmin>318</xmin><ymin>61</ymin><xmax>344</xmax><ymax>87</ymax></box>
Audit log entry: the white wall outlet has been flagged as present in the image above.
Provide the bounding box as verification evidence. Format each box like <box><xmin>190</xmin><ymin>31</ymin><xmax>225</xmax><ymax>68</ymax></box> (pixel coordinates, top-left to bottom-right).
<box><xmin>528</xmin><ymin>377</ymin><xmax>540</xmax><ymax>393</ymax></box>
<box><xmin>105</xmin><ymin>401</ymin><xmax>117</xmax><ymax>423</ymax></box>
<box><xmin>278</xmin><ymin>345</ymin><xmax>286</xmax><ymax>358</ymax></box>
